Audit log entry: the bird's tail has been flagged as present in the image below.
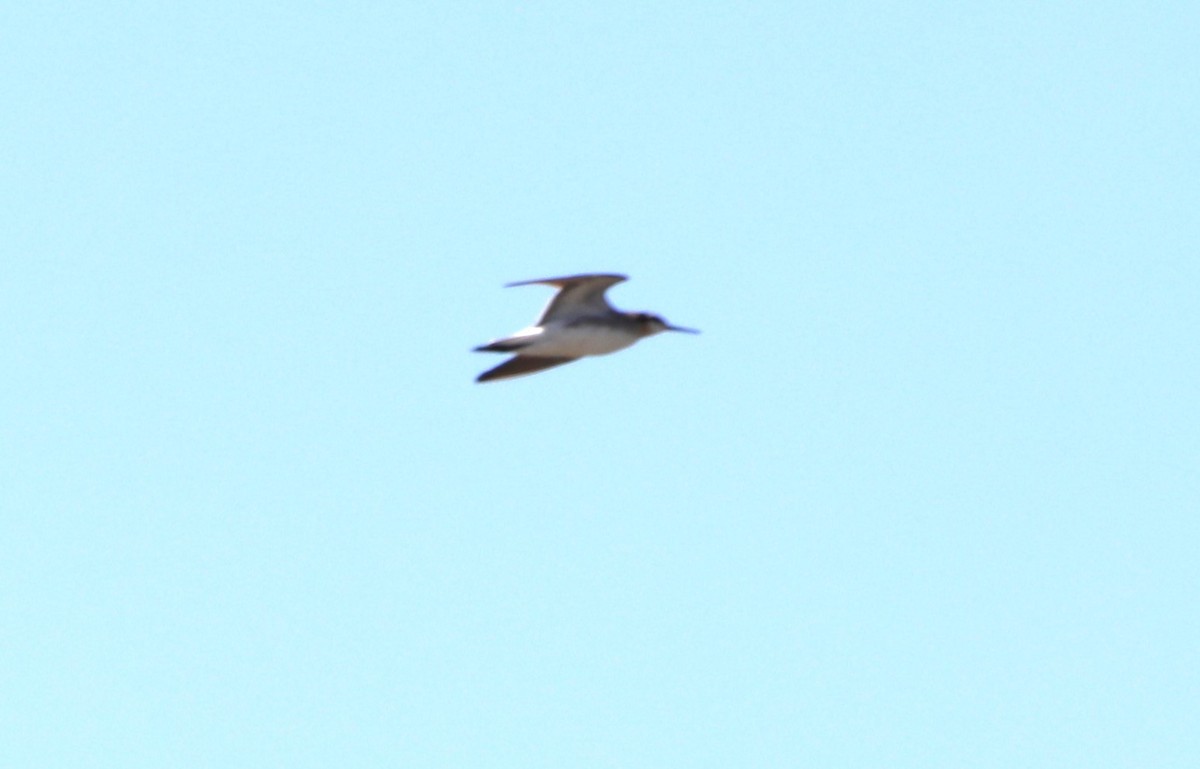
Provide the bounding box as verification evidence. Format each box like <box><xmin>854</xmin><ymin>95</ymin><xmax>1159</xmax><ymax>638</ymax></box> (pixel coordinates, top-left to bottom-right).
<box><xmin>473</xmin><ymin>339</ymin><xmax>533</xmax><ymax>353</ymax></box>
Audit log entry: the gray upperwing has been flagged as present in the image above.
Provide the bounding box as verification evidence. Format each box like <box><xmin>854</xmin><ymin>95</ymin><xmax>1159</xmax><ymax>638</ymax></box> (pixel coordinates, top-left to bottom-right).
<box><xmin>506</xmin><ymin>274</ymin><xmax>628</xmax><ymax>324</ymax></box>
<box><xmin>475</xmin><ymin>355</ymin><xmax>579</xmax><ymax>383</ymax></box>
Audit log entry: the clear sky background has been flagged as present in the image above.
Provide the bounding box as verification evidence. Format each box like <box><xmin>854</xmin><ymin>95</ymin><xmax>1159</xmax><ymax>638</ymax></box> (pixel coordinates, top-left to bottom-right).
<box><xmin>3</xmin><ymin>3</ymin><xmax>1197</xmax><ymax>767</ymax></box>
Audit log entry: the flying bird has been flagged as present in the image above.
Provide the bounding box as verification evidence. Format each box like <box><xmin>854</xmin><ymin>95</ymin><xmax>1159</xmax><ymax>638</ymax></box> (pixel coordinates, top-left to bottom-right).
<box><xmin>473</xmin><ymin>273</ymin><xmax>698</xmax><ymax>383</ymax></box>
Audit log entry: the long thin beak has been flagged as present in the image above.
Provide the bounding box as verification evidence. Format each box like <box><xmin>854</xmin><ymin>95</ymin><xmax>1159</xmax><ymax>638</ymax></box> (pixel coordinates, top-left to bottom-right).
<box><xmin>666</xmin><ymin>324</ymin><xmax>700</xmax><ymax>334</ymax></box>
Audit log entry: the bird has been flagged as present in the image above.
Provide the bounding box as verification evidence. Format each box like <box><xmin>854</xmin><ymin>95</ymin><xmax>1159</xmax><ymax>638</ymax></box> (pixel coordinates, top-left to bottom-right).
<box><xmin>473</xmin><ymin>273</ymin><xmax>698</xmax><ymax>383</ymax></box>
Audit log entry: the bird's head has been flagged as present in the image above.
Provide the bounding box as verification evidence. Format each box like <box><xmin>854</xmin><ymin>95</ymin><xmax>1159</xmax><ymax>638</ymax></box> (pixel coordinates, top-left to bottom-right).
<box><xmin>633</xmin><ymin>312</ymin><xmax>700</xmax><ymax>337</ymax></box>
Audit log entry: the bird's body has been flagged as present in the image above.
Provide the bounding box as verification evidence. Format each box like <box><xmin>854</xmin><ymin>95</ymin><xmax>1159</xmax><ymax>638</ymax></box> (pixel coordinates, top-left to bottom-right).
<box><xmin>477</xmin><ymin>320</ymin><xmax>642</xmax><ymax>358</ymax></box>
<box><xmin>473</xmin><ymin>273</ymin><xmax>697</xmax><ymax>383</ymax></box>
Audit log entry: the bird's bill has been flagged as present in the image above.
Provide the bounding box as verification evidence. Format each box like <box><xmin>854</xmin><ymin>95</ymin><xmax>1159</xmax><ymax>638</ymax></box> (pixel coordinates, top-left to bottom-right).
<box><xmin>666</xmin><ymin>324</ymin><xmax>700</xmax><ymax>334</ymax></box>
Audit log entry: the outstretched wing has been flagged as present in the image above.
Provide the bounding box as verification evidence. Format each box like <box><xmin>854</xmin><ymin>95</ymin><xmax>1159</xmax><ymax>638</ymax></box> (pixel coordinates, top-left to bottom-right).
<box><xmin>476</xmin><ymin>355</ymin><xmax>579</xmax><ymax>383</ymax></box>
<box><xmin>506</xmin><ymin>273</ymin><xmax>628</xmax><ymax>324</ymax></box>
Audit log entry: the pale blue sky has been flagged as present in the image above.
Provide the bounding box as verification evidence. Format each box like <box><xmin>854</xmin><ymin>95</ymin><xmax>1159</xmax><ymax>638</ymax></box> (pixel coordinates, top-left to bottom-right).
<box><xmin>3</xmin><ymin>3</ymin><xmax>1197</xmax><ymax>767</ymax></box>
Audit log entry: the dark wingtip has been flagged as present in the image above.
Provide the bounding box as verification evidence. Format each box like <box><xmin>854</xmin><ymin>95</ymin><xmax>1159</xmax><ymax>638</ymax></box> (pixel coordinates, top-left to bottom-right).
<box><xmin>504</xmin><ymin>273</ymin><xmax>629</xmax><ymax>288</ymax></box>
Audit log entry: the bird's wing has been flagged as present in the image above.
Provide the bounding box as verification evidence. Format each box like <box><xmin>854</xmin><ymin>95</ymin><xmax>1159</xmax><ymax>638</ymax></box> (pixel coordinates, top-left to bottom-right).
<box><xmin>476</xmin><ymin>355</ymin><xmax>579</xmax><ymax>383</ymax></box>
<box><xmin>505</xmin><ymin>274</ymin><xmax>628</xmax><ymax>324</ymax></box>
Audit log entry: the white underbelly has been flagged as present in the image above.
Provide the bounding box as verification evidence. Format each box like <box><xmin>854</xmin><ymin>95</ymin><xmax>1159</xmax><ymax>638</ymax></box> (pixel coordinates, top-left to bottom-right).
<box><xmin>520</xmin><ymin>326</ymin><xmax>637</xmax><ymax>357</ymax></box>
